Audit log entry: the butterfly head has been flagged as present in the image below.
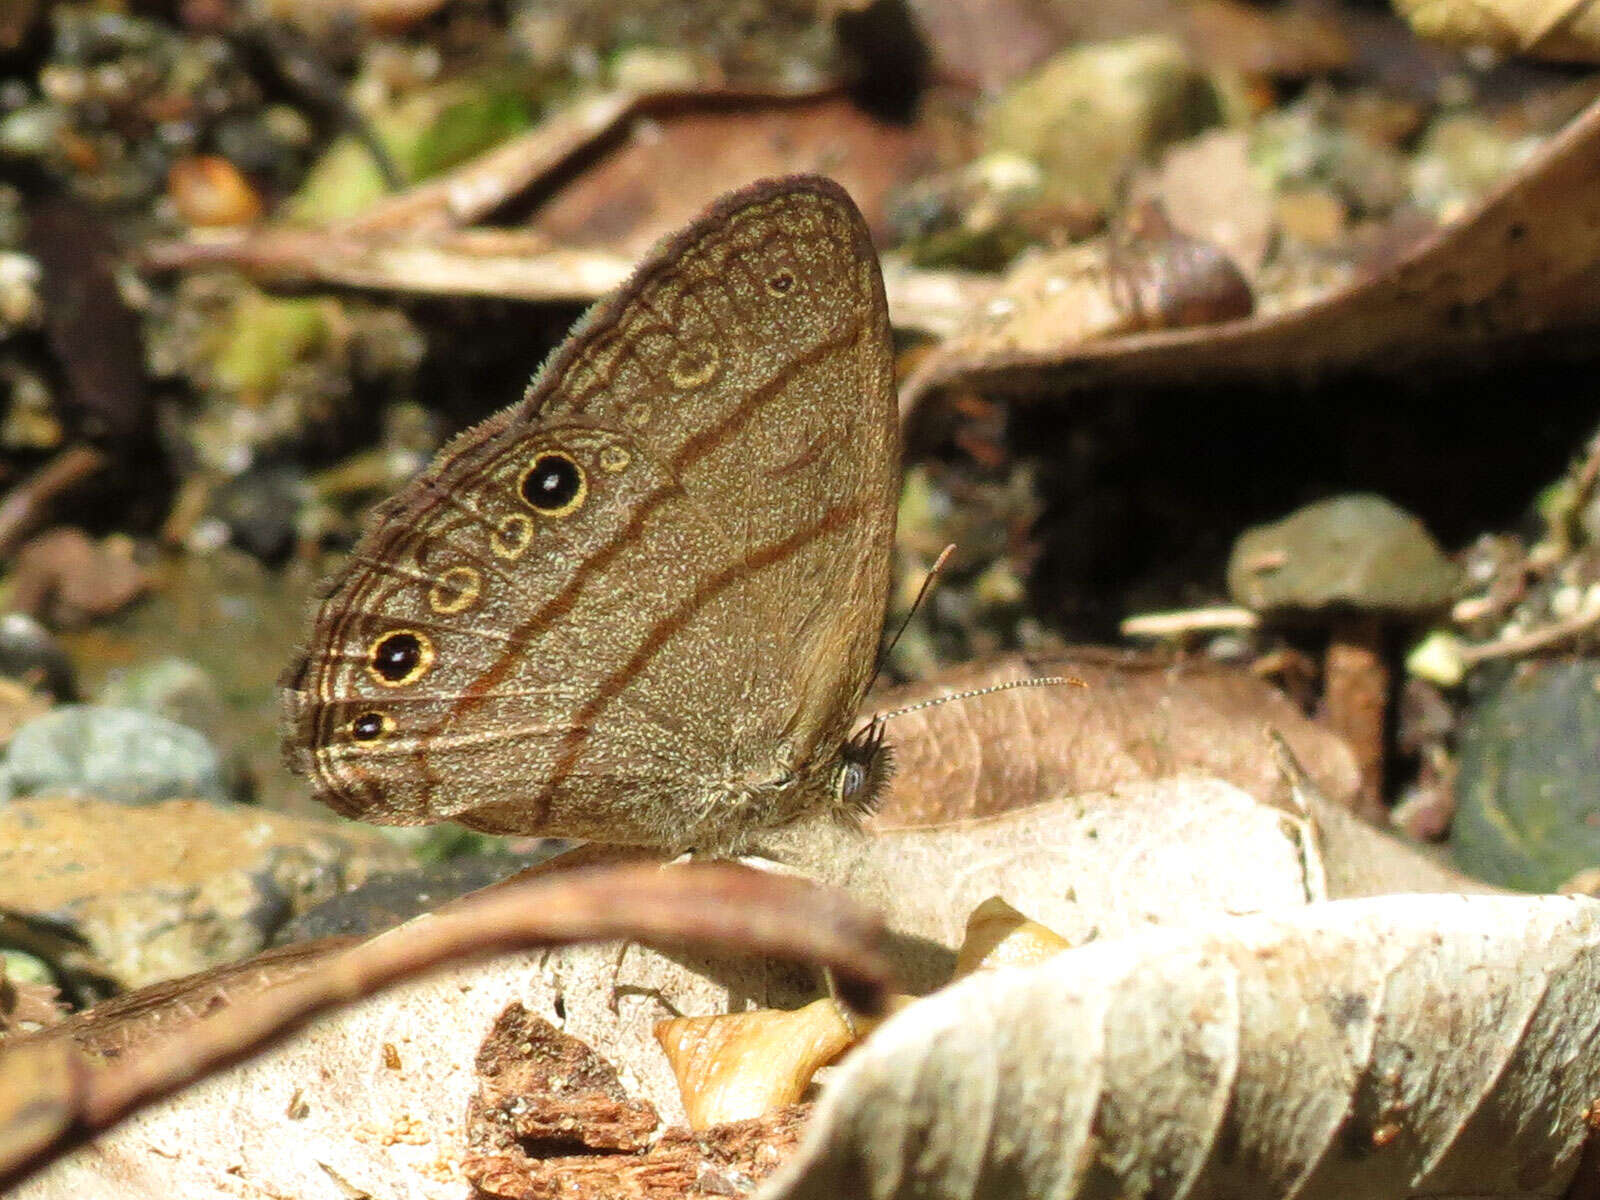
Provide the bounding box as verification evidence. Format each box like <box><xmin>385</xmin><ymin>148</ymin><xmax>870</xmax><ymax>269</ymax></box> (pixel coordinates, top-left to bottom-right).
<box><xmin>834</xmin><ymin>716</ymin><xmax>893</xmax><ymax>820</ymax></box>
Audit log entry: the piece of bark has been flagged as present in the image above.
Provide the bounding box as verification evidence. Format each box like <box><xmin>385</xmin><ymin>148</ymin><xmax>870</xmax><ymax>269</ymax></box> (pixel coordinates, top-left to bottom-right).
<box><xmin>472</xmin><ymin>1105</ymin><xmax>811</xmax><ymax>1200</ymax></box>
<box><xmin>467</xmin><ymin>1004</ymin><xmax>659</xmax><ymax>1160</ymax></box>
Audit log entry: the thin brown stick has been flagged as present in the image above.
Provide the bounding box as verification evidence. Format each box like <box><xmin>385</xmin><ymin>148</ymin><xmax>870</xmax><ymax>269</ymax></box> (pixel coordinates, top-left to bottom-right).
<box><xmin>1459</xmin><ymin>592</ymin><xmax>1600</xmax><ymax>663</ymax></box>
<box><xmin>0</xmin><ymin>444</ymin><xmax>107</xmax><ymax>561</ymax></box>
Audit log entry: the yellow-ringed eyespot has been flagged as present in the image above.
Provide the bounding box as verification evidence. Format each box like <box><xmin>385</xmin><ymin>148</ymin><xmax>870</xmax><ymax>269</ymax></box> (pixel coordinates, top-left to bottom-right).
<box><xmin>366</xmin><ymin>629</ymin><xmax>434</xmax><ymax>687</ymax></box>
<box><xmin>429</xmin><ymin>564</ymin><xmax>481</xmax><ymax>614</ymax></box>
<box><xmin>518</xmin><ymin>451</ymin><xmax>586</xmax><ymax>516</ymax></box>
<box><xmin>668</xmin><ymin>342</ymin><xmax>719</xmax><ymax>389</ymax></box>
<box><xmin>492</xmin><ymin>513</ymin><xmax>533</xmax><ymax>559</ymax></box>
<box><xmin>349</xmin><ymin>711</ymin><xmax>394</xmax><ymax>741</ymax></box>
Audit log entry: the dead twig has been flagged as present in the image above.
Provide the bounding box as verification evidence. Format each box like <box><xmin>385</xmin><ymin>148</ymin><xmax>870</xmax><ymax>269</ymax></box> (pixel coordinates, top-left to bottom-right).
<box><xmin>0</xmin><ymin>445</ymin><xmax>108</xmax><ymax>562</ymax></box>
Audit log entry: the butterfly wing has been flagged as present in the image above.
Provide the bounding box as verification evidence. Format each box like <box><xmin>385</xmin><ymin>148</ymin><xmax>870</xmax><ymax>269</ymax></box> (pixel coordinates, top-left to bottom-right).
<box><xmin>281</xmin><ymin>176</ymin><xmax>898</xmax><ymax>848</ymax></box>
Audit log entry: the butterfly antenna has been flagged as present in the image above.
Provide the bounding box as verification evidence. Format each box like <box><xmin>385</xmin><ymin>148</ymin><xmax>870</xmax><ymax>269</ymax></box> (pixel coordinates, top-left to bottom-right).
<box><xmin>871</xmin><ymin>673</ymin><xmax>1086</xmax><ymax>726</ymax></box>
<box><xmin>861</xmin><ymin>545</ymin><xmax>1082</xmax><ymax>733</ymax></box>
<box><xmin>869</xmin><ymin>543</ymin><xmax>956</xmax><ymax>693</ymax></box>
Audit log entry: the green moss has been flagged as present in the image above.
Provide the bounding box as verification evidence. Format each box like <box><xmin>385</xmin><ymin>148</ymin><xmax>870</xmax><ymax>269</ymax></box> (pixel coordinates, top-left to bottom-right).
<box><xmin>286</xmin><ymin>80</ymin><xmax>534</xmax><ymax>225</ymax></box>
<box><xmin>213</xmin><ymin>291</ymin><xmax>327</xmax><ymax>395</ymax></box>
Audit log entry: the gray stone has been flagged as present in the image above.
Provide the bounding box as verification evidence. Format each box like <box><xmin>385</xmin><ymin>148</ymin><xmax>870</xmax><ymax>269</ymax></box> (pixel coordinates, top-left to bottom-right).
<box><xmin>0</xmin><ymin>611</ymin><xmax>76</xmax><ymax>701</ymax></box>
<box><xmin>5</xmin><ymin>704</ymin><xmax>225</xmax><ymax>805</ymax></box>
<box><xmin>95</xmin><ymin>656</ymin><xmax>224</xmax><ymax>740</ymax></box>
<box><xmin>1453</xmin><ymin>660</ymin><xmax>1600</xmax><ymax>891</ymax></box>
<box><xmin>1227</xmin><ymin>492</ymin><xmax>1459</xmax><ymax>617</ymax></box>
<box><xmin>274</xmin><ymin>846</ymin><xmax>567</xmax><ymax>944</ymax></box>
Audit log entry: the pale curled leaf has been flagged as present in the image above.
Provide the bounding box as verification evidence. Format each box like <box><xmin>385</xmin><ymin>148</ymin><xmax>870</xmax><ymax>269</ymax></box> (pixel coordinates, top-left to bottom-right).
<box><xmin>1395</xmin><ymin>0</ymin><xmax>1600</xmax><ymax>62</ymax></box>
<box><xmin>656</xmin><ymin>998</ymin><xmax>858</xmax><ymax>1130</ymax></box>
<box><xmin>655</xmin><ymin>899</ymin><xmax>1059</xmax><ymax>1130</ymax></box>
<box><xmin>951</xmin><ymin>896</ymin><xmax>1071</xmax><ymax>978</ymax></box>
<box><xmin>762</xmin><ymin>894</ymin><xmax>1600</xmax><ymax>1200</ymax></box>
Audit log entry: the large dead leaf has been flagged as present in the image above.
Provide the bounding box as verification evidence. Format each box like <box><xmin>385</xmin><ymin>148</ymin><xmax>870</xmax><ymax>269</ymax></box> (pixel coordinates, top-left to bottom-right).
<box><xmin>762</xmin><ymin>892</ymin><xmax>1600</xmax><ymax>1200</ymax></box>
<box><xmin>865</xmin><ymin>649</ymin><xmax>1359</xmax><ymax>825</ymax></box>
<box><xmin>1</xmin><ymin>641</ymin><xmax>1502</xmax><ymax>1198</ymax></box>
<box><xmin>900</xmin><ymin>91</ymin><xmax>1600</xmax><ymax>414</ymax></box>
<box><xmin>6</xmin><ymin>757</ymin><xmax>1483</xmax><ymax>1200</ymax></box>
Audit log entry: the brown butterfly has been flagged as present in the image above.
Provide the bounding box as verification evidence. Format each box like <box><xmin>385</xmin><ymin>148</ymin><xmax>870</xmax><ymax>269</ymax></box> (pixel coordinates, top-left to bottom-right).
<box><xmin>281</xmin><ymin>176</ymin><xmax>899</xmax><ymax>852</ymax></box>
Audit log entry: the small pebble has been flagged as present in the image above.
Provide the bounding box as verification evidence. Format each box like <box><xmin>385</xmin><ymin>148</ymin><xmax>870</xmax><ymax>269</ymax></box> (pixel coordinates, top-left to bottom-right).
<box><xmin>0</xmin><ymin>250</ymin><xmax>42</xmax><ymax>331</ymax></box>
<box><xmin>0</xmin><ymin>612</ymin><xmax>76</xmax><ymax>700</ymax></box>
<box><xmin>168</xmin><ymin>154</ymin><xmax>263</xmax><ymax>226</ymax></box>
<box><xmin>209</xmin><ymin>463</ymin><xmax>310</xmax><ymax>562</ymax></box>
<box><xmin>8</xmin><ymin>527</ymin><xmax>148</xmax><ymax>628</ymax></box>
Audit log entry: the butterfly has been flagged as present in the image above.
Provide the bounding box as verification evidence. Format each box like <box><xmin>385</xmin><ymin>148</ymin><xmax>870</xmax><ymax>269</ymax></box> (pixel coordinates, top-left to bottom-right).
<box><xmin>281</xmin><ymin>176</ymin><xmax>899</xmax><ymax>852</ymax></box>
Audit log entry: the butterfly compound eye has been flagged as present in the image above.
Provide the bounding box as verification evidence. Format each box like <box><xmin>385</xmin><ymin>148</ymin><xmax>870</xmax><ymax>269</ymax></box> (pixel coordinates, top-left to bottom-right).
<box><xmin>519</xmin><ymin>451</ymin><xmax>586</xmax><ymax>516</ymax></box>
<box><xmin>838</xmin><ymin>760</ymin><xmax>867</xmax><ymax>800</ymax></box>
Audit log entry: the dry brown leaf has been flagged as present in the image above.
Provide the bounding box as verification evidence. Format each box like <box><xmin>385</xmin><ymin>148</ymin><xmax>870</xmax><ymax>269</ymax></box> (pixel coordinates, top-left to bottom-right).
<box><xmin>142</xmin><ymin>89</ymin><xmax>936</xmax><ymax>303</ymax></box>
<box><xmin>864</xmin><ymin>649</ymin><xmax>1359</xmax><ymax>826</ymax></box>
<box><xmin>1395</xmin><ymin>0</ymin><xmax>1600</xmax><ymax>62</ymax></box>
<box><xmin>763</xmin><ymin>893</ymin><xmax>1600</xmax><ymax>1200</ymax></box>
<box><xmin>900</xmin><ymin>91</ymin><xmax>1600</xmax><ymax>415</ymax></box>
<box><xmin>519</xmin><ymin>94</ymin><xmax>935</xmax><ymax>258</ymax></box>
<box><xmin>1181</xmin><ymin>0</ymin><xmax>1357</xmax><ymax>76</ymax></box>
